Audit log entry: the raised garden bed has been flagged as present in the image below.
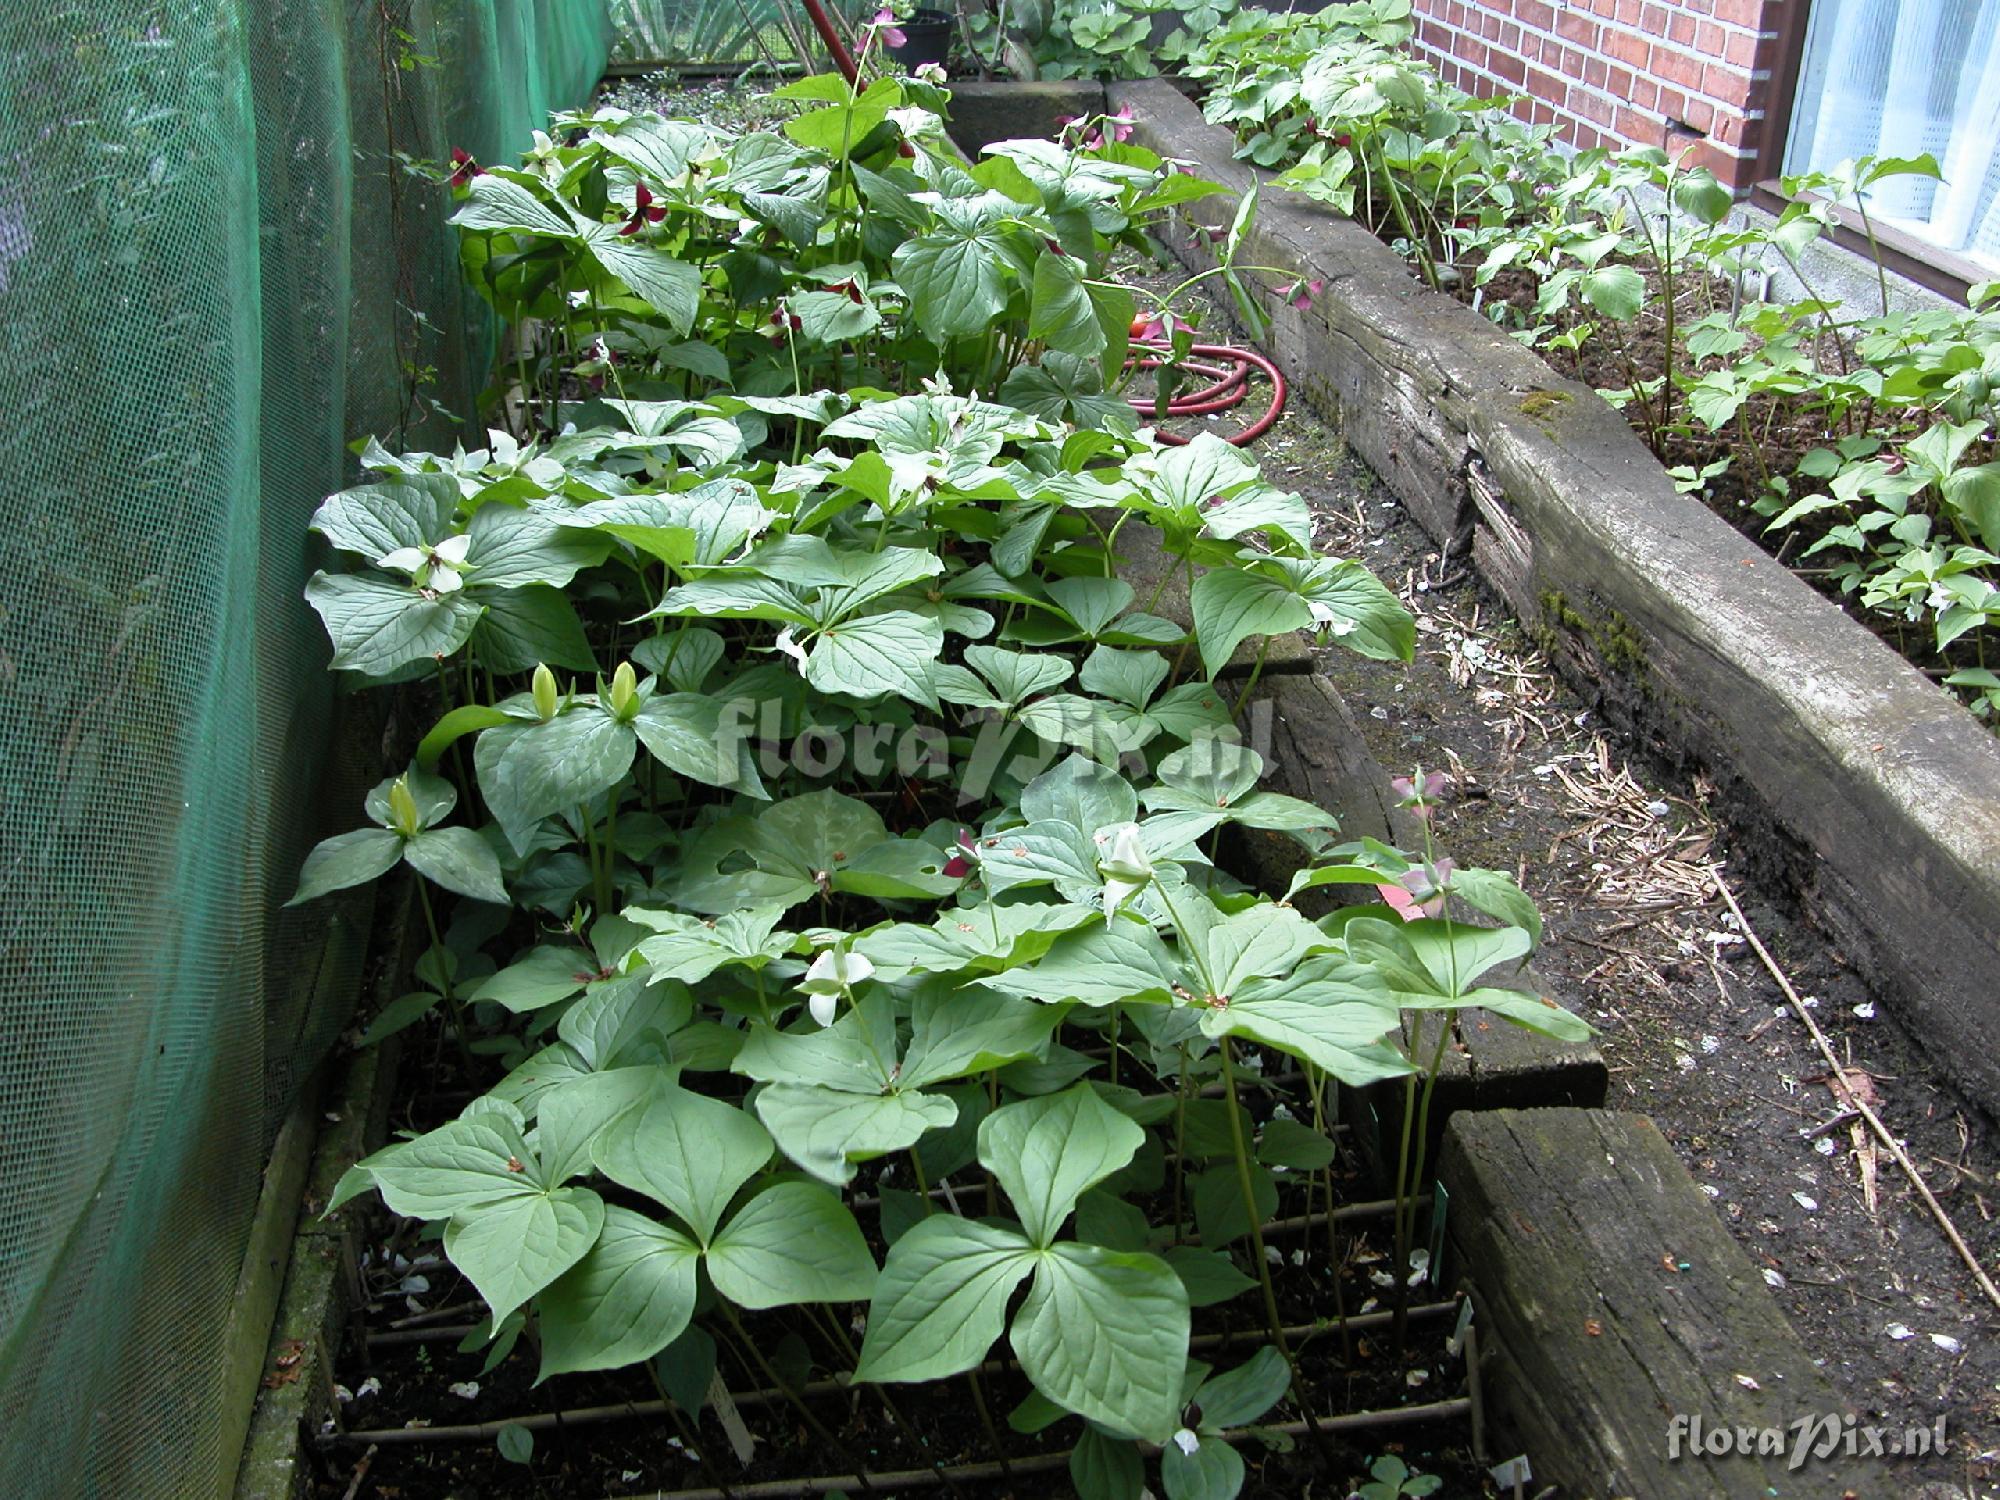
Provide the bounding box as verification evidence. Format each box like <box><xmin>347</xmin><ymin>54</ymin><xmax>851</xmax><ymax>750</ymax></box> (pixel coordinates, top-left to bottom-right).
<box><xmin>1103</xmin><ymin>75</ymin><xmax>2000</xmax><ymax>1116</ymax></box>
<box><xmin>243</xmin><ymin>73</ymin><xmax>1579</xmax><ymax>1500</ymax></box>
<box><xmin>221</xmin><ymin>65</ymin><xmax>1991</xmax><ymax>1500</ymax></box>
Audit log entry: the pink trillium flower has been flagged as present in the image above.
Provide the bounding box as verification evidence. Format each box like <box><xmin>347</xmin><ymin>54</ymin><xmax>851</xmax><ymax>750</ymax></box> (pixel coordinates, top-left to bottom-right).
<box><xmin>872</xmin><ymin>8</ymin><xmax>907</xmax><ymax>47</ymax></box>
<box><xmin>1109</xmin><ymin>104</ymin><xmax>1135</xmax><ymax>143</ymax></box>
<box><xmin>1378</xmin><ymin>858</ymin><xmax>1455</xmax><ymax>921</ymax></box>
<box><xmin>1288</xmin><ymin>277</ymin><xmax>1326</xmax><ymax>311</ymax></box>
<box><xmin>1390</xmin><ymin>769</ymin><xmax>1448</xmax><ymax>816</ymax></box>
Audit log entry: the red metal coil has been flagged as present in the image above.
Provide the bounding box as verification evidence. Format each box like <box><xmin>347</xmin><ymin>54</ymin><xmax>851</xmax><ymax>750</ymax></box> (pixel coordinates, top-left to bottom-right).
<box><xmin>765</xmin><ymin>22</ymin><xmax>1291</xmax><ymax>448</ymax></box>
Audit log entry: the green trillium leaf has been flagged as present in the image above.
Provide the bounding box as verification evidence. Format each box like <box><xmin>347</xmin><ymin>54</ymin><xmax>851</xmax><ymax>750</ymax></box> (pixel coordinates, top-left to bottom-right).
<box><xmin>535</xmin><ymin>1204</ymin><xmax>700</xmax><ymax>1379</ymax></box>
<box><xmin>593</xmin><ymin>1081</ymin><xmax>772</xmax><ymax>1245</ymax></box>
<box><xmin>444</xmin><ymin>1185</ymin><xmax>605</xmax><ymax>1324</ymax></box>
<box><xmin>978</xmin><ymin>1084</ymin><xmax>1144</xmax><ymax>1248</ymax></box>
<box><xmin>1011</xmin><ymin>1239</ymin><xmax>1190</xmax><ymax>1443</ymax></box>
<box><xmin>705</xmin><ymin>1181</ymin><xmax>878</xmax><ymax>1308</ymax></box>
<box><xmin>288</xmin><ymin>828</ymin><xmax>404</xmax><ymax>906</ymax></box>
<box><xmin>853</xmin><ymin>1216</ymin><xmax>1037</xmax><ymax>1385</ymax></box>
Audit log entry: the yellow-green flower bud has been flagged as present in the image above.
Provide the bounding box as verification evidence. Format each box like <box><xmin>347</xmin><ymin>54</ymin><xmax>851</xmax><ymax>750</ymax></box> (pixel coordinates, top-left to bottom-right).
<box><xmin>387</xmin><ymin>776</ymin><xmax>422</xmax><ymax>838</ymax></box>
<box><xmin>531</xmin><ymin>663</ymin><xmax>559</xmax><ymax>721</ymax></box>
<box><xmin>608</xmin><ymin>660</ymin><xmax>639</xmax><ymax>720</ymax></box>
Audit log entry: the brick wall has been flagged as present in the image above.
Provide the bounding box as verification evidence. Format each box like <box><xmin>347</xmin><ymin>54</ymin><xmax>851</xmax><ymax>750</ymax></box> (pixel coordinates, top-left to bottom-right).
<box><xmin>1408</xmin><ymin>0</ymin><xmax>1795</xmax><ymax>188</ymax></box>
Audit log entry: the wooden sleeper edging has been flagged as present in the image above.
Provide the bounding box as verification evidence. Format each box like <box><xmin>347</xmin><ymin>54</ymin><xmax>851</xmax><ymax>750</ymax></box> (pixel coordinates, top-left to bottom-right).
<box><xmin>1440</xmin><ymin>1107</ymin><xmax>1889</xmax><ymax>1498</ymax></box>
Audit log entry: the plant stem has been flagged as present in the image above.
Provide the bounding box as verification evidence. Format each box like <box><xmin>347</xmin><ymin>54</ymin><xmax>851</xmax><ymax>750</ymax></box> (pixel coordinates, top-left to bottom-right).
<box><xmin>717</xmin><ymin>1304</ymin><xmax>876</xmax><ymax>1495</ymax></box>
<box><xmin>965</xmin><ymin>1372</ymin><xmax>1012</xmax><ymax>1481</ymax></box>
<box><xmin>1231</xmin><ymin>635</ymin><xmax>1273</xmax><ymax>718</ymax></box>
<box><xmin>414</xmin><ymin>879</ymin><xmax>475</xmax><ymax>1073</ymax></box>
<box><xmin>1854</xmin><ymin>196</ymin><xmax>1891</xmax><ymax>317</ymax></box>
<box><xmin>1220</xmin><ymin>1037</ymin><xmax>1328</xmax><ymax>1454</ymax></box>
<box><xmin>598</xmin><ymin>795</ymin><xmax>619</xmax><ymax>918</ymax></box>
<box><xmin>1170</xmin><ymin>1044</ymin><xmax>1190</xmax><ymax>1242</ymax></box>
<box><xmin>809</xmin><ymin>1306</ymin><xmax>962</xmax><ymax>1493</ymax></box>
<box><xmin>1392</xmin><ymin>1013</ymin><xmax>1453</xmax><ymax>1354</ymax></box>
<box><xmin>1306</xmin><ymin>1064</ymin><xmax>1354</xmax><ymax>1363</ymax></box>
<box><xmin>645</xmin><ymin>1361</ymin><xmax>738</xmax><ymax>1500</ymax></box>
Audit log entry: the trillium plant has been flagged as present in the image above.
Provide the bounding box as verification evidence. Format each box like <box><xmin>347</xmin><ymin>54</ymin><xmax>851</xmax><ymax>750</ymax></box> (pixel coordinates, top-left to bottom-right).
<box><xmin>295</xmin><ymin>79</ymin><xmax>1584</xmax><ymax>1497</ymax></box>
<box><xmin>1185</xmin><ymin>0</ymin><xmax>2000</xmax><ymax>720</ymax></box>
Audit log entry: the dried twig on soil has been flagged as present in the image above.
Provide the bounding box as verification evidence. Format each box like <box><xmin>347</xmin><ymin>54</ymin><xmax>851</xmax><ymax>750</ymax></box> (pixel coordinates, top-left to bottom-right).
<box><xmin>1712</xmin><ymin>869</ymin><xmax>2000</xmax><ymax>1312</ymax></box>
<box><xmin>339</xmin><ymin>1443</ymin><xmax>378</xmax><ymax>1500</ymax></box>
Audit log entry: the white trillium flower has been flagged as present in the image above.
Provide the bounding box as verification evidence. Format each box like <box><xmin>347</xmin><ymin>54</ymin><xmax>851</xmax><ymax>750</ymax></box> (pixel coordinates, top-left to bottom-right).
<box><xmin>774</xmin><ymin>626</ymin><xmax>809</xmax><ymax>673</ymax></box>
<box><xmin>1171</xmin><ymin>1427</ymin><xmax>1201</xmax><ymax>1456</ymax></box>
<box><xmin>378</xmin><ymin>532</ymin><xmax>472</xmax><ymax>593</ymax></box>
<box><xmin>1306</xmin><ymin>598</ymin><xmax>1356</xmax><ymax>636</ymax></box>
<box><xmin>1095</xmin><ymin>821</ymin><xmax>1154</xmax><ymax>923</ymax></box>
<box><xmin>800</xmin><ymin>946</ymin><xmax>874</xmax><ymax>1028</ymax></box>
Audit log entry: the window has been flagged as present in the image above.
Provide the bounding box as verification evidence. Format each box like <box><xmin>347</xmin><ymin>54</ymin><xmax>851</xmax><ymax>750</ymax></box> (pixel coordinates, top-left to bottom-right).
<box><xmin>1784</xmin><ymin>0</ymin><xmax>2000</xmax><ymax>271</ymax></box>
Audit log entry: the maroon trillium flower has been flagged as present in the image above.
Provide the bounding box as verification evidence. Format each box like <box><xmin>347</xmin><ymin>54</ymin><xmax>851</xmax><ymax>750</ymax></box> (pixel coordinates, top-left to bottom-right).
<box><xmin>942</xmin><ymin>827</ymin><xmax>978</xmax><ymax>879</ymax></box>
<box><xmin>619</xmin><ymin>182</ymin><xmax>667</xmax><ymax>237</ymax></box>
<box><xmin>823</xmin><ymin>277</ymin><xmax>865</xmax><ymax>305</ymax></box>
<box><xmin>447</xmin><ymin>147</ymin><xmax>482</xmax><ymax>188</ymax></box>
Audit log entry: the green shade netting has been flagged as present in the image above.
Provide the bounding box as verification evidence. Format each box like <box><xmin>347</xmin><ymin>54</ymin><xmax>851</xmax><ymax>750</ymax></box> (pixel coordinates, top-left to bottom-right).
<box><xmin>0</xmin><ymin>3</ymin><xmax>609</xmax><ymax>1496</ymax></box>
<box><xmin>610</xmin><ymin>0</ymin><xmax>874</xmax><ymax>66</ymax></box>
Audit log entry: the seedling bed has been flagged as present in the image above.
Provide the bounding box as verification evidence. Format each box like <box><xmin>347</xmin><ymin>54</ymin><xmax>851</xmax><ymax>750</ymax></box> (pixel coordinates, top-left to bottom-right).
<box><xmin>309</xmin><ymin>1028</ymin><xmax>1488</xmax><ymax>1499</ymax></box>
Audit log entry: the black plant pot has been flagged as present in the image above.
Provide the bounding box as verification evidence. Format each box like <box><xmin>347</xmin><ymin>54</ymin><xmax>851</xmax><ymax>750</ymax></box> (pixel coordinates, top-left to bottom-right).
<box><xmin>886</xmin><ymin>8</ymin><xmax>954</xmax><ymax>70</ymax></box>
